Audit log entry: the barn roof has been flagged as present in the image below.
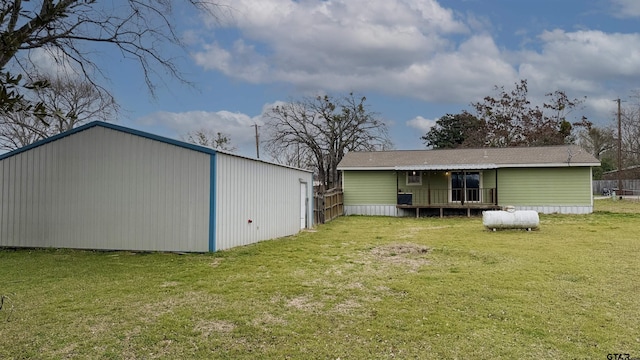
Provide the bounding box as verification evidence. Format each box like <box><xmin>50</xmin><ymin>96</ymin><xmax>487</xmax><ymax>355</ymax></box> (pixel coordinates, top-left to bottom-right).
<box><xmin>337</xmin><ymin>145</ymin><xmax>600</xmax><ymax>171</ymax></box>
<box><xmin>0</xmin><ymin>121</ymin><xmax>220</xmax><ymax>161</ymax></box>
<box><xmin>0</xmin><ymin>121</ymin><xmax>312</xmax><ymax>173</ymax></box>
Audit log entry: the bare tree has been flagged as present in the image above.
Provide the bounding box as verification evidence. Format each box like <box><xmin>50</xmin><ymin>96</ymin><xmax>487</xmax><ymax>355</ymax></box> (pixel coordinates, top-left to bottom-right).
<box><xmin>266</xmin><ymin>142</ymin><xmax>316</xmax><ymax>171</ymax></box>
<box><xmin>181</xmin><ymin>128</ymin><xmax>236</xmax><ymax>152</ymax></box>
<box><xmin>1</xmin><ymin>0</ymin><xmax>228</xmax><ymax>117</ymax></box>
<box><xmin>37</xmin><ymin>75</ymin><xmax>118</xmax><ymax>130</ymax></box>
<box><xmin>470</xmin><ymin>79</ymin><xmax>585</xmax><ymax>147</ymax></box>
<box><xmin>0</xmin><ymin>110</ymin><xmax>44</xmax><ymax>149</ymax></box>
<box><xmin>619</xmin><ymin>96</ymin><xmax>640</xmax><ymax>168</ymax></box>
<box><xmin>0</xmin><ymin>74</ymin><xmax>118</xmax><ymax>150</ymax></box>
<box><xmin>576</xmin><ymin>123</ymin><xmax>615</xmax><ymax>160</ymax></box>
<box><xmin>263</xmin><ymin>93</ymin><xmax>393</xmax><ymax>191</ymax></box>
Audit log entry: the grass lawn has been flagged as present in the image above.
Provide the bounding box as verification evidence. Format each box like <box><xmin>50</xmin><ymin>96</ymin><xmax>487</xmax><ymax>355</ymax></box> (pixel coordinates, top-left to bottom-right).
<box><xmin>1</xmin><ymin>199</ymin><xmax>639</xmax><ymax>359</ymax></box>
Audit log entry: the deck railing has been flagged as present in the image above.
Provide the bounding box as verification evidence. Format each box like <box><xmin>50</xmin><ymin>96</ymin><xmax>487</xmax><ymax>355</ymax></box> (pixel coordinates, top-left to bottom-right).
<box><xmin>397</xmin><ymin>188</ymin><xmax>497</xmax><ymax>206</ymax></box>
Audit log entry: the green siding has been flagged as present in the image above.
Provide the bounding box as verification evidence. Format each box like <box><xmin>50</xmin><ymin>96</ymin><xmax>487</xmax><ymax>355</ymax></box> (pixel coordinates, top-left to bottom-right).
<box><xmin>497</xmin><ymin>167</ymin><xmax>592</xmax><ymax>206</ymax></box>
<box><xmin>397</xmin><ymin>171</ymin><xmax>449</xmax><ymax>204</ymax></box>
<box><xmin>344</xmin><ymin>170</ymin><xmax>497</xmax><ymax>205</ymax></box>
<box><xmin>343</xmin><ymin>171</ymin><xmax>397</xmax><ymax>205</ymax></box>
<box><xmin>396</xmin><ymin>171</ymin><xmax>449</xmax><ymax>191</ymax></box>
<box><xmin>483</xmin><ymin>170</ymin><xmax>497</xmax><ymax>188</ymax></box>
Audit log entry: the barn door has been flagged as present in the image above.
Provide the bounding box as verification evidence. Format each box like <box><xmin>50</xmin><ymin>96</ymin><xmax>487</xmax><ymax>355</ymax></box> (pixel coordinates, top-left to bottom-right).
<box><xmin>300</xmin><ymin>182</ymin><xmax>307</xmax><ymax>229</ymax></box>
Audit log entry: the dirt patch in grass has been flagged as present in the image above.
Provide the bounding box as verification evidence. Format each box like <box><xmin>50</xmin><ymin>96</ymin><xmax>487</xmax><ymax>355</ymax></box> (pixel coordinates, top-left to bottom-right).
<box><xmin>210</xmin><ymin>258</ymin><xmax>223</xmax><ymax>268</ymax></box>
<box><xmin>369</xmin><ymin>243</ymin><xmax>431</xmax><ymax>271</ymax></box>
<box><xmin>139</xmin><ymin>291</ymin><xmax>223</xmax><ymax>320</ymax></box>
<box><xmin>251</xmin><ymin>313</ymin><xmax>288</xmax><ymax>329</ymax></box>
<box><xmin>394</xmin><ymin>226</ymin><xmax>424</xmax><ymax>239</ymax></box>
<box><xmin>333</xmin><ymin>299</ymin><xmax>362</xmax><ymax>314</ymax></box>
<box><xmin>195</xmin><ymin>319</ymin><xmax>236</xmax><ymax>337</ymax></box>
<box><xmin>286</xmin><ymin>295</ymin><xmax>322</xmax><ymax>312</ymax></box>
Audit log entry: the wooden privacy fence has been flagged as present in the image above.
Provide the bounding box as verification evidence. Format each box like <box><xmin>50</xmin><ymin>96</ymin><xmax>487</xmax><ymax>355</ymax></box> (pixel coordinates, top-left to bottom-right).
<box><xmin>593</xmin><ymin>179</ymin><xmax>640</xmax><ymax>195</ymax></box>
<box><xmin>314</xmin><ymin>188</ymin><xmax>344</xmax><ymax>224</ymax></box>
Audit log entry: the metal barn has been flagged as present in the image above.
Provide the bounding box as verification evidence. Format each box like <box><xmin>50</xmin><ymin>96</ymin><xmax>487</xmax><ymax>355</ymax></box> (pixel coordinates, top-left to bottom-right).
<box><xmin>0</xmin><ymin>122</ymin><xmax>313</xmax><ymax>252</ymax></box>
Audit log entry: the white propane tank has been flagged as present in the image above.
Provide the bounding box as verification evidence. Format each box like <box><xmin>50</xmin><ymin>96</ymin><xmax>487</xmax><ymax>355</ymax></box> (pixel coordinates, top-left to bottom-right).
<box><xmin>482</xmin><ymin>208</ymin><xmax>539</xmax><ymax>231</ymax></box>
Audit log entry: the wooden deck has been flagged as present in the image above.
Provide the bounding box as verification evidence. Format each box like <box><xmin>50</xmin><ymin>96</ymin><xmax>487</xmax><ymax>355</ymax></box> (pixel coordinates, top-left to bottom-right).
<box><xmin>397</xmin><ymin>203</ymin><xmax>501</xmax><ymax>218</ymax></box>
<box><xmin>396</xmin><ymin>188</ymin><xmax>499</xmax><ymax>217</ymax></box>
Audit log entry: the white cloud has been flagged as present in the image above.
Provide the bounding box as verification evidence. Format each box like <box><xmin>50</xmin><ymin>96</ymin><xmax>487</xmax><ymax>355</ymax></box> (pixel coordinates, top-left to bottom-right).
<box><xmin>611</xmin><ymin>0</ymin><xmax>640</xmax><ymax>18</ymax></box>
<box><xmin>192</xmin><ymin>0</ymin><xmax>519</xmax><ymax>103</ymax></box>
<box><xmin>18</xmin><ymin>48</ymin><xmax>81</xmax><ymax>79</ymax></box>
<box><xmin>514</xmin><ymin>29</ymin><xmax>640</xmax><ymax>123</ymax></box>
<box><xmin>406</xmin><ymin>116</ymin><xmax>437</xmax><ymax>133</ymax></box>
<box><xmin>190</xmin><ymin>0</ymin><xmax>640</xmax><ymax>129</ymax></box>
<box><xmin>531</xmin><ymin>30</ymin><xmax>640</xmax><ymax>81</ymax></box>
<box><xmin>136</xmin><ymin>110</ymin><xmax>263</xmax><ymax>156</ymax></box>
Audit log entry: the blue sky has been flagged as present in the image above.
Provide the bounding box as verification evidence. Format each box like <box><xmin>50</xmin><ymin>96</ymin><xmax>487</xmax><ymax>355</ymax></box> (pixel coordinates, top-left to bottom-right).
<box><xmin>98</xmin><ymin>0</ymin><xmax>640</xmax><ymax>158</ymax></box>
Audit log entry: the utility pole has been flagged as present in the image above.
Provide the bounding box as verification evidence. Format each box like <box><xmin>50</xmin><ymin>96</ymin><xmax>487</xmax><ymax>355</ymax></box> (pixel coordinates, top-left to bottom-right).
<box><xmin>253</xmin><ymin>123</ymin><xmax>260</xmax><ymax>159</ymax></box>
<box><xmin>616</xmin><ymin>98</ymin><xmax>622</xmax><ymax>199</ymax></box>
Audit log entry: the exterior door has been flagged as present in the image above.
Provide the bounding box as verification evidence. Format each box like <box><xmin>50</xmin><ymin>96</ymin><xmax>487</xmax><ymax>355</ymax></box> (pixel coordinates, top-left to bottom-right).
<box><xmin>300</xmin><ymin>182</ymin><xmax>307</xmax><ymax>229</ymax></box>
<box><xmin>451</xmin><ymin>172</ymin><xmax>480</xmax><ymax>203</ymax></box>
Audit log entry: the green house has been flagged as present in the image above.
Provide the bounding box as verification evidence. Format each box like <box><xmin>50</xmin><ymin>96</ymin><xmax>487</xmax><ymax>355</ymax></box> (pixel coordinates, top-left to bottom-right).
<box><xmin>337</xmin><ymin>145</ymin><xmax>600</xmax><ymax>217</ymax></box>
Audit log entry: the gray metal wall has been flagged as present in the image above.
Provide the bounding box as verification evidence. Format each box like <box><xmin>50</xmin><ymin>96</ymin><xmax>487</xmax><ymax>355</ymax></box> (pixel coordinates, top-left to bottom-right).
<box><xmin>215</xmin><ymin>153</ymin><xmax>313</xmax><ymax>251</ymax></box>
<box><xmin>0</xmin><ymin>126</ymin><xmax>211</xmax><ymax>252</ymax></box>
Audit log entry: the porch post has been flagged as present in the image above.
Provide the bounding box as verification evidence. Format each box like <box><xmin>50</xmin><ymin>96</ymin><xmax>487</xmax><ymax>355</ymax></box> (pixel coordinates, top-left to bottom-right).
<box><xmin>462</xmin><ymin>170</ymin><xmax>467</xmax><ymax>205</ymax></box>
<box><xmin>495</xmin><ymin>169</ymin><xmax>499</xmax><ymax>205</ymax></box>
<box><xmin>427</xmin><ymin>172</ymin><xmax>431</xmax><ymax>205</ymax></box>
<box><xmin>396</xmin><ymin>171</ymin><xmax>399</xmax><ymax>205</ymax></box>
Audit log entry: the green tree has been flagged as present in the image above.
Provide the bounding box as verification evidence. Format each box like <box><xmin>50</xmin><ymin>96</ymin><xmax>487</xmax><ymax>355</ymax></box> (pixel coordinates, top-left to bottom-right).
<box><xmin>0</xmin><ymin>72</ymin><xmax>48</xmax><ymax>120</ymax></box>
<box><xmin>592</xmin><ymin>156</ymin><xmax>616</xmax><ymax>180</ymax></box>
<box><xmin>421</xmin><ymin>112</ymin><xmax>484</xmax><ymax>149</ymax></box>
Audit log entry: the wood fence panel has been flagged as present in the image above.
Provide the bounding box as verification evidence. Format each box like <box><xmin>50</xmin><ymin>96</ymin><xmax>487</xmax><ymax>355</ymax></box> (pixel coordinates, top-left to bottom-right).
<box><xmin>593</xmin><ymin>179</ymin><xmax>640</xmax><ymax>195</ymax></box>
<box><xmin>314</xmin><ymin>188</ymin><xmax>344</xmax><ymax>224</ymax></box>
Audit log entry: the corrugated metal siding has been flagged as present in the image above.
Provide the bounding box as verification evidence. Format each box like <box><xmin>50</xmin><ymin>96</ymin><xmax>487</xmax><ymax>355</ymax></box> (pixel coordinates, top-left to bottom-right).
<box><xmin>516</xmin><ymin>205</ymin><xmax>593</xmax><ymax>214</ymax></box>
<box><xmin>0</xmin><ymin>126</ymin><xmax>211</xmax><ymax>252</ymax></box>
<box><xmin>343</xmin><ymin>171</ymin><xmax>397</xmax><ymax>205</ymax></box>
<box><xmin>344</xmin><ymin>205</ymin><xmax>399</xmax><ymax>216</ymax></box>
<box><xmin>498</xmin><ymin>167</ymin><xmax>592</xmax><ymax>206</ymax></box>
<box><xmin>215</xmin><ymin>153</ymin><xmax>312</xmax><ymax>251</ymax></box>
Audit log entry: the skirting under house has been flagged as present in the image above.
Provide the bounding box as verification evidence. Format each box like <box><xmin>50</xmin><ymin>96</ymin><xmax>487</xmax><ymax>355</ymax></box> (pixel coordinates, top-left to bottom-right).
<box><xmin>345</xmin><ymin>204</ymin><xmax>593</xmax><ymax>217</ymax></box>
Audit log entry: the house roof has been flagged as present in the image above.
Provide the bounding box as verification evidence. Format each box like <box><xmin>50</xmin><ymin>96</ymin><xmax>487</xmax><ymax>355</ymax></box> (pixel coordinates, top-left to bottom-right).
<box><xmin>0</xmin><ymin>121</ymin><xmax>312</xmax><ymax>173</ymax></box>
<box><xmin>337</xmin><ymin>145</ymin><xmax>601</xmax><ymax>171</ymax></box>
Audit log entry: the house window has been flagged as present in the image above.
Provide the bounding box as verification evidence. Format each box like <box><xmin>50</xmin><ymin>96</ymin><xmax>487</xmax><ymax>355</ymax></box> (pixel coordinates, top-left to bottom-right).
<box><xmin>450</xmin><ymin>172</ymin><xmax>481</xmax><ymax>202</ymax></box>
<box><xmin>407</xmin><ymin>171</ymin><xmax>422</xmax><ymax>185</ymax></box>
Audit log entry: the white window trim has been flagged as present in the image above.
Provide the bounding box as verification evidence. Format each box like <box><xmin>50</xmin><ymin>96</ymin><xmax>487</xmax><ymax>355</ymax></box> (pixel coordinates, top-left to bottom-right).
<box><xmin>406</xmin><ymin>171</ymin><xmax>422</xmax><ymax>186</ymax></box>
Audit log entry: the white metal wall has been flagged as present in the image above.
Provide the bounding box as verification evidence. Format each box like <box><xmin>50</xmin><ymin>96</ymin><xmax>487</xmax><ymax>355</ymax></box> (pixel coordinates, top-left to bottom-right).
<box><xmin>214</xmin><ymin>153</ymin><xmax>313</xmax><ymax>251</ymax></box>
<box><xmin>0</xmin><ymin>126</ymin><xmax>211</xmax><ymax>252</ymax></box>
